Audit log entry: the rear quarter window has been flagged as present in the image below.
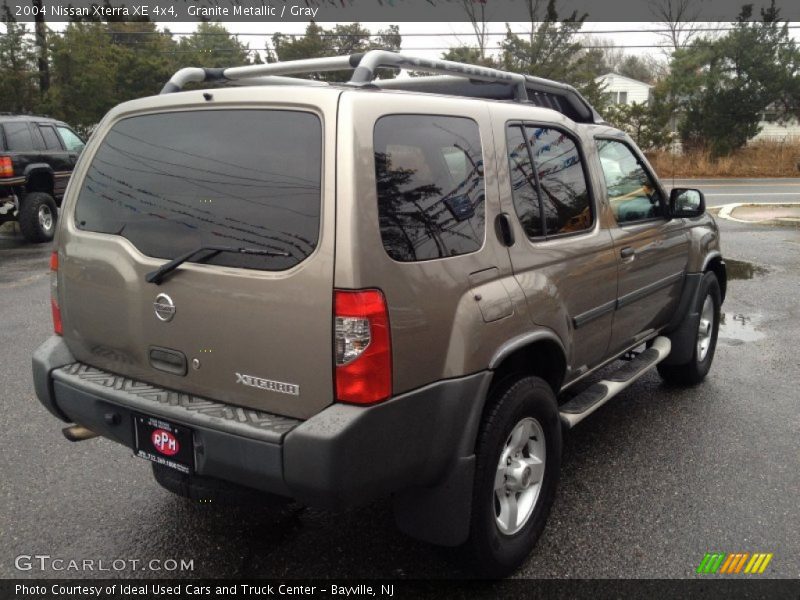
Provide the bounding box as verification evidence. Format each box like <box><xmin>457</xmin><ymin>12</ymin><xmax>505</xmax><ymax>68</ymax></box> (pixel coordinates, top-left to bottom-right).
<box><xmin>3</xmin><ymin>122</ymin><xmax>35</xmax><ymax>152</ymax></box>
<box><xmin>374</xmin><ymin>114</ymin><xmax>486</xmax><ymax>262</ymax></box>
<box><xmin>74</xmin><ymin>109</ymin><xmax>322</xmax><ymax>271</ymax></box>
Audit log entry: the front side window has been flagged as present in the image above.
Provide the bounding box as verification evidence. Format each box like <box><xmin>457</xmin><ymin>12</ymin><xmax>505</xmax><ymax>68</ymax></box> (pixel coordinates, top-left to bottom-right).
<box><xmin>506</xmin><ymin>124</ymin><xmax>593</xmax><ymax>238</ymax></box>
<box><xmin>597</xmin><ymin>139</ymin><xmax>664</xmax><ymax>224</ymax></box>
<box><xmin>374</xmin><ymin>115</ymin><xmax>485</xmax><ymax>262</ymax></box>
<box><xmin>75</xmin><ymin>109</ymin><xmax>322</xmax><ymax>271</ymax></box>
<box><xmin>57</xmin><ymin>126</ymin><xmax>85</xmax><ymax>152</ymax></box>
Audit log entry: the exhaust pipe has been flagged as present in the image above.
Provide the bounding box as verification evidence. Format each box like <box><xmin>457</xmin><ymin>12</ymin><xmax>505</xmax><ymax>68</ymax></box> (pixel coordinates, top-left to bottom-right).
<box><xmin>62</xmin><ymin>425</ymin><xmax>99</xmax><ymax>442</ymax></box>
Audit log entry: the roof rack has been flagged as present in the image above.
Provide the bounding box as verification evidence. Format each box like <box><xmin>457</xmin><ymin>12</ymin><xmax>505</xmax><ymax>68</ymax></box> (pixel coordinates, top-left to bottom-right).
<box><xmin>160</xmin><ymin>50</ymin><xmax>602</xmax><ymax>124</ymax></box>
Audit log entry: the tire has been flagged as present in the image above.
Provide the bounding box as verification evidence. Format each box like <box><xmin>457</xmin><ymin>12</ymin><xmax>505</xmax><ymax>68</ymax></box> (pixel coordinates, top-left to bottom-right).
<box><xmin>465</xmin><ymin>376</ymin><xmax>562</xmax><ymax>578</ymax></box>
<box><xmin>151</xmin><ymin>463</ymin><xmax>292</xmax><ymax>508</ymax></box>
<box><xmin>18</xmin><ymin>192</ymin><xmax>57</xmax><ymax>243</ymax></box>
<box><xmin>658</xmin><ymin>271</ymin><xmax>721</xmax><ymax>385</ymax></box>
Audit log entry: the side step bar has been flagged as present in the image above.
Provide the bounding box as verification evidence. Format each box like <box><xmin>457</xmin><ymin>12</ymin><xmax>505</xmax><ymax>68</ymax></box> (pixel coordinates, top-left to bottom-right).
<box><xmin>559</xmin><ymin>336</ymin><xmax>671</xmax><ymax>428</ymax></box>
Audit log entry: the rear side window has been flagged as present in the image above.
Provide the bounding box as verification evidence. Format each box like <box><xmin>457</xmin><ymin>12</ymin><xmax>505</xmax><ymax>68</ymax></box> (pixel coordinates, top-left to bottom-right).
<box><xmin>506</xmin><ymin>124</ymin><xmax>593</xmax><ymax>238</ymax></box>
<box><xmin>3</xmin><ymin>122</ymin><xmax>35</xmax><ymax>152</ymax></box>
<box><xmin>75</xmin><ymin>110</ymin><xmax>322</xmax><ymax>271</ymax></box>
<box><xmin>374</xmin><ymin>115</ymin><xmax>485</xmax><ymax>262</ymax></box>
<box><xmin>38</xmin><ymin>125</ymin><xmax>63</xmax><ymax>151</ymax></box>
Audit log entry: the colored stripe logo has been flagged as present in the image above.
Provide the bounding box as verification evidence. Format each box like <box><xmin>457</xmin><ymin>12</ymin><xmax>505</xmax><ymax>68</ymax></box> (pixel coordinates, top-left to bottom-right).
<box><xmin>697</xmin><ymin>552</ymin><xmax>773</xmax><ymax>574</ymax></box>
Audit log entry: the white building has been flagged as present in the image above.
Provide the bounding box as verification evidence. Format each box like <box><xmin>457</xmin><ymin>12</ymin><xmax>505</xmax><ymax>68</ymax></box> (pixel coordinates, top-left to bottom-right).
<box><xmin>595</xmin><ymin>72</ymin><xmax>653</xmax><ymax>106</ymax></box>
<box><xmin>751</xmin><ymin>109</ymin><xmax>800</xmax><ymax>143</ymax></box>
<box><xmin>596</xmin><ymin>72</ymin><xmax>800</xmax><ymax>144</ymax></box>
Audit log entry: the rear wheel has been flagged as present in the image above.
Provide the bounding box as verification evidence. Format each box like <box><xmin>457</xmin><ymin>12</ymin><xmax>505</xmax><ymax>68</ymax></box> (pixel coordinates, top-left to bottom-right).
<box><xmin>19</xmin><ymin>192</ymin><xmax>57</xmax><ymax>243</ymax></box>
<box><xmin>658</xmin><ymin>271</ymin><xmax>721</xmax><ymax>385</ymax></box>
<box><xmin>465</xmin><ymin>376</ymin><xmax>562</xmax><ymax>578</ymax></box>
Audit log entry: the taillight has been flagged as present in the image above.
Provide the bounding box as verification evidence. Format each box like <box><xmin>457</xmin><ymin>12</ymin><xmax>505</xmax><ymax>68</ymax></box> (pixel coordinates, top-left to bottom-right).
<box><xmin>0</xmin><ymin>156</ymin><xmax>13</xmax><ymax>178</ymax></box>
<box><xmin>50</xmin><ymin>252</ymin><xmax>62</xmax><ymax>335</ymax></box>
<box><xmin>334</xmin><ymin>289</ymin><xmax>391</xmax><ymax>405</ymax></box>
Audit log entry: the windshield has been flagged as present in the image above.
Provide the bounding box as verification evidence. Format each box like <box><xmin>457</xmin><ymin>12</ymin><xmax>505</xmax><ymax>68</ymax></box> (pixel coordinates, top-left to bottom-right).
<box><xmin>74</xmin><ymin>109</ymin><xmax>322</xmax><ymax>271</ymax></box>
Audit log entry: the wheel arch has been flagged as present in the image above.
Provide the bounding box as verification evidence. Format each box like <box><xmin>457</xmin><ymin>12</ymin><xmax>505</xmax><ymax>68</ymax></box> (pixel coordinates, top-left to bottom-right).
<box><xmin>488</xmin><ymin>332</ymin><xmax>567</xmax><ymax>399</ymax></box>
<box><xmin>23</xmin><ymin>164</ymin><xmax>55</xmax><ymax>196</ymax></box>
<box><xmin>703</xmin><ymin>253</ymin><xmax>727</xmax><ymax>303</ymax></box>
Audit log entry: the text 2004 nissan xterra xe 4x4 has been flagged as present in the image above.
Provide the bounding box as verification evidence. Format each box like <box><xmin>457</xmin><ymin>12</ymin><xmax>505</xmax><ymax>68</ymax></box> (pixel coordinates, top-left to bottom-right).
<box><xmin>32</xmin><ymin>51</ymin><xmax>726</xmax><ymax>577</ymax></box>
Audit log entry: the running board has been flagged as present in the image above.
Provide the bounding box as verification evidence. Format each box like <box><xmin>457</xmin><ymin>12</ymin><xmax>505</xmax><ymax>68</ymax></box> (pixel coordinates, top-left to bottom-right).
<box><xmin>559</xmin><ymin>336</ymin><xmax>671</xmax><ymax>428</ymax></box>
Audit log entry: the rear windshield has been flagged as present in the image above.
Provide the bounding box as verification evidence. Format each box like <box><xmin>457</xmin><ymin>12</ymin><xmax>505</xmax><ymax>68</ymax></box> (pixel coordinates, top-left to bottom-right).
<box><xmin>75</xmin><ymin>109</ymin><xmax>322</xmax><ymax>271</ymax></box>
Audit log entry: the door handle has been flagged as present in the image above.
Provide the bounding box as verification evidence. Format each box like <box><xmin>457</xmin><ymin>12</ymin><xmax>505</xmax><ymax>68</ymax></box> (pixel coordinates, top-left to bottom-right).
<box><xmin>494</xmin><ymin>213</ymin><xmax>515</xmax><ymax>247</ymax></box>
<box><xmin>620</xmin><ymin>247</ymin><xmax>636</xmax><ymax>260</ymax></box>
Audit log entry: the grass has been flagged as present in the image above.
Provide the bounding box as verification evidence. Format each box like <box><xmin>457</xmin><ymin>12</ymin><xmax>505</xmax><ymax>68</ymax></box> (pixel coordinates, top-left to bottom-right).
<box><xmin>646</xmin><ymin>141</ymin><xmax>800</xmax><ymax>178</ymax></box>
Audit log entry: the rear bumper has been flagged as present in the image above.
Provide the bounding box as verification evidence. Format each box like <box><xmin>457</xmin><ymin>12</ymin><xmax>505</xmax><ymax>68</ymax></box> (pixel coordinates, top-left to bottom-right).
<box><xmin>33</xmin><ymin>336</ymin><xmax>489</xmax><ymax>509</ymax></box>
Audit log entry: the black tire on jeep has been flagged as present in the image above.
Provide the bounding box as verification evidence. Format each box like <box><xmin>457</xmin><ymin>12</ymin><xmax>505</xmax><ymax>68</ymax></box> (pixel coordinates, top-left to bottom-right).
<box><xmin>657</xmin><ymin>271</ymin><xmax>721</xmax><ymax>386</ymax></box>
<box><xmin>465</xmin><ymin>376</ymin><xmax>562</xmax><ymax>578</ymax></box>
<box><xmin>150</xmin><ymin>463</ymin><xmax>293</xmax><ymax>508</ymax></box>
<box><xmin>19</xmin><ymin>192</ymin><xmax>57</xmax><ymax>243</ymax></box>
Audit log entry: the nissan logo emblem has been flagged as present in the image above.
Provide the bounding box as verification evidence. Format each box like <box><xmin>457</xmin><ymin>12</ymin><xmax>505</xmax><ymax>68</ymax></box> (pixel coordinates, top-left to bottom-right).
<box><xmin>153</xmin><ymin>293</ymin><xmax>176</xmax><ymax>322</ymax></box>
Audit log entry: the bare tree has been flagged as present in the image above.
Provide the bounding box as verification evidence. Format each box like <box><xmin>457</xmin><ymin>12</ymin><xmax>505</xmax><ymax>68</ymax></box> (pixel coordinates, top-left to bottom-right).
<box><xmin>649</xmin><ymin>0</ymin><xmax>704</xmax><ymax>53</ymax></box>
<box><xmin>457</xmin><ymin>0</ymin><xmax>490</xmax><ymax>60</ymax></box>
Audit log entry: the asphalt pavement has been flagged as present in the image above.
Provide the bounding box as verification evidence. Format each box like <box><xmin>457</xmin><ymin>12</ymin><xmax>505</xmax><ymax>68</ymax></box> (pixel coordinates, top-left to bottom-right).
<box><xmin>1</xmin><ymin>196</ymin><xmax>798</xmax><ymax>580</ymax></box>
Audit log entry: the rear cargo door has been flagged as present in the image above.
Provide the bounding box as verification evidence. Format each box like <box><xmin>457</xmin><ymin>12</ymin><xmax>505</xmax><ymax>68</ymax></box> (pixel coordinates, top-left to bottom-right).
<box><xmin>59</xmin><ymin>97</ymin><xmax>337</xmax><ymax>420</ymax></box>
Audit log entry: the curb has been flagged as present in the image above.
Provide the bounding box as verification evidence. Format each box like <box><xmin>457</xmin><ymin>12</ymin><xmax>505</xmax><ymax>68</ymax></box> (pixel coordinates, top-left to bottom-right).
<box><xmin>715</xmin><ymin>202</ymin><xmax>800</xmax><ymax>225</ymax></box>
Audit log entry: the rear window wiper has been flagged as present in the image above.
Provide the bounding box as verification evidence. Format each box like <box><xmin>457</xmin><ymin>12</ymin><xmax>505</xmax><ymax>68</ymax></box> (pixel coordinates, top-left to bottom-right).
<box><xmin>145</xmin><ymin>245</ymin><xmax>289</xmax><ymax>285</ymax></box>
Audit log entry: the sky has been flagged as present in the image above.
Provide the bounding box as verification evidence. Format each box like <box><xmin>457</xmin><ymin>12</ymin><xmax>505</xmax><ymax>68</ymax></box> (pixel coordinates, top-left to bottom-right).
<box><xmin>165</xmin><ymin>21</ymin><xmax>683</xmax><ymax>61</ymax></box>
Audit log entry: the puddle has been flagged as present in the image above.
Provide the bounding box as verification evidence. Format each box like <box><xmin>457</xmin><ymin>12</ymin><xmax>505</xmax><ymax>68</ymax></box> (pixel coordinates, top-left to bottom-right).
<box><xmin>725</xmin><ymin>259</ymin><xmax>769</xmax><ymax>280</ymax></box>
<box><xmin>718</xmin><ymin>312</ymin><xmax>766</xmax><ymax>345</ymax></box>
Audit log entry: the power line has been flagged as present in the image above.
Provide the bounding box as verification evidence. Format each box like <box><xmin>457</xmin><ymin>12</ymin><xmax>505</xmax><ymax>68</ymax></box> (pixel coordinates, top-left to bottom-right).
<box><xmin>73</xmin><ymin>41</ymin><xmax>800</xmax><ymax>53</ymax></box>
<box><xmin>10</xmin><ymin>24</ymin><xmax>800</xmax><ymax>37</ymax></box>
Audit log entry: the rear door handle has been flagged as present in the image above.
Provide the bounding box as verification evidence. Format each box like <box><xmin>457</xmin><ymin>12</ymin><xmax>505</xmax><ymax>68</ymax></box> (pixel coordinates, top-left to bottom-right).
<box><xmin>494</xmin><ymin>213</ymin><xmax>515</xmax><ymax>247</ymax></box>
<box><xmin>620</xmin><ymin>247</ymin><xmax>636</xmax><ymax>259</ymax></box>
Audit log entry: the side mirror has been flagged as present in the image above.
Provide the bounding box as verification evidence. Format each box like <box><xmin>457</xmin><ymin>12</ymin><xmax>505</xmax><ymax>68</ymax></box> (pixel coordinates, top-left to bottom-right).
<box><xmin>670</xmin><ymin>188</ymin><xmax>705</xmax><ymax>218</ymax></box>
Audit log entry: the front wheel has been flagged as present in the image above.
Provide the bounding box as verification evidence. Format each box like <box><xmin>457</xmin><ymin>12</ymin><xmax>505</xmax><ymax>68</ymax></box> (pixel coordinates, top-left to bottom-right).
<box><xmin>465</xmin><ymin>376</ymin><xmax>562</xmax><ymax>578</ymax></box>
<box><xmin>658</xmin><ymin>271</ymin><xmax>721</xmax><ymax>385</ymax></box>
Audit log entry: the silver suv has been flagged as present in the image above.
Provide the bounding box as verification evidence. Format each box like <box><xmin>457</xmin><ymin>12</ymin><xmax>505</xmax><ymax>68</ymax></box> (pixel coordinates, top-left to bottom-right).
<box><xmin>32</xmin><ymin>51</ymin><xmax>726</xmax><ymax>577</ymax></box>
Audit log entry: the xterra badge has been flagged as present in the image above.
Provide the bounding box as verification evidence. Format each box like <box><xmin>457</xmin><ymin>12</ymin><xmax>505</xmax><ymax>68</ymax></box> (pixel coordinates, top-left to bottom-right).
<box><xmin>235</xmin><ymin>372</ymin><xmax>300</xmax><ymax>396</ymax></box>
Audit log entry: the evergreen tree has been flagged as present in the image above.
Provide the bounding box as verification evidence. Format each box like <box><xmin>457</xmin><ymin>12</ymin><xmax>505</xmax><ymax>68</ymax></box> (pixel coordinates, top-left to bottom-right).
<box><xmin>0</xmin><ymin>9</ymin><xmax>39</xmax><ymax>113</ymax></box>
<box><xmin>665</xmin><ymin>1</ymin><xmax>800</xmax><ymax>155</ymax></box>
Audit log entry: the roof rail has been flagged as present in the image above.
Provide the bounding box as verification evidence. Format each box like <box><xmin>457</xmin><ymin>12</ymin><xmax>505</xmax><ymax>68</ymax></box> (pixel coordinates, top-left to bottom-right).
<box><xmin>160</xmin><ymin>50</ymin><xmax>601</xmax><ymax>124</ymax></box>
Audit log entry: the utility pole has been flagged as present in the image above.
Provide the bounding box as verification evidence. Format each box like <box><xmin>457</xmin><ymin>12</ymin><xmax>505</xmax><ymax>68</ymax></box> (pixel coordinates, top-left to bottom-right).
<box><xmin>32</xmin><ymin>0</ymin><xmax>49</xmax><ymax>96</ymax></box>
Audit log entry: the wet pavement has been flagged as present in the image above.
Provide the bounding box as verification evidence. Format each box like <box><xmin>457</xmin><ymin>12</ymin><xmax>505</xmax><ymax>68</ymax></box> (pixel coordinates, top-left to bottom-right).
<box><xmin>1</xmin><ymin>213</ymin><xmax>798</xmax><ymax>580</ymax></box>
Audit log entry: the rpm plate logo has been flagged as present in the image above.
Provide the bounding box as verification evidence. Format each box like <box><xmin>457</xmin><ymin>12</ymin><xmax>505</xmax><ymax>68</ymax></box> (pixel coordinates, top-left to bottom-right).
<box><xmin>151</xmin><ymin>429</ymin><xmax>179</xmax><ymax>456</ymax></box>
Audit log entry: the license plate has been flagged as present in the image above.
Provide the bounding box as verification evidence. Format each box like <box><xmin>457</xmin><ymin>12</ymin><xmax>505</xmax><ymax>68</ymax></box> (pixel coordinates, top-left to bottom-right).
<box><xmin>134</xmin><ymin>414</ymin><xmax>194</xmax><ymax>474</ymax></box>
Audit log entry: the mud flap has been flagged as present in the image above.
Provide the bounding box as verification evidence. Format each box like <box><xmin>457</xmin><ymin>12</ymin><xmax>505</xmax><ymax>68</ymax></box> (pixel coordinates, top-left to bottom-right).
<box><xmin>392</xmin><ymin>455</ymin><xmax>476</xmax><ymax>547</ymax></box>
<box><xmin>662</xmin><ymin>310</ymin><xmax>701</xmax><ymax>365</ymax></box>
<box><xmin>661</xmin><ymin>272</ymin><xmax>703</xmax><ymax>366</ymax></box>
